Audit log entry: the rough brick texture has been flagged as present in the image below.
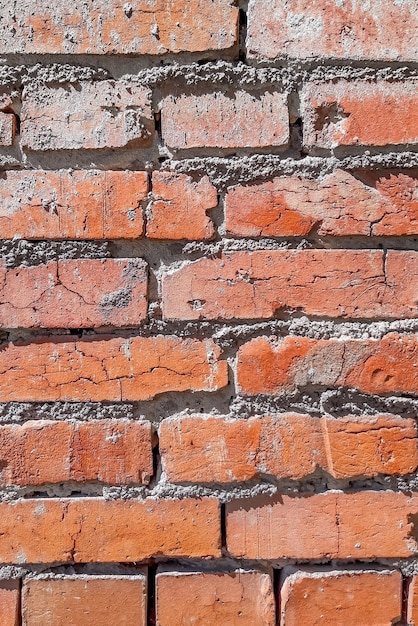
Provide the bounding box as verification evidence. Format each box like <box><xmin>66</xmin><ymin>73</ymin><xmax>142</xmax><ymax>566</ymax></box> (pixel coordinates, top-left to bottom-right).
<box><xmin>23</xmin><ymin>576</ymin><xmax>147</xmax><ymax>626</ymax></box>
<box><xmin>2</xmin><ymin>0</ymin><xmax>418</xmax><ymax>623</ymax></box>
<box><xmin>237</xmin><ymin>334</ymin><xmax>418</xmax><ymax>396</ymax></box>
<box><xmin>247</xmin><ymin>0</ymin><xmax>418</xmax><ymax>62</ymax></box>
<box><xmin>280</xmin><ymin>569</ymin><xmax>402</xmax><ymax>626</ymax></box>
<box><xmin>0</xmin><ymin>580</ymin><xmax>20</xmax><ymax>626</ymax></box>
<box><xmin>0</xmin><ymin>259</ymin><xmax>147</xmax><ymax>328</ymax></box>
<box><xmin>0</xmin><ymin>498</ymin><xmax>220</xmax><ymax>564</ymax></box>
<box><xmin>302</xmin><ymin>81</ymin><xmax>418</xmax><ymax>148</ymax></box>
<box><xmin>225</xmin><ymin>169</ymin><xmax>418</xmax><ymax>237</ymax></box>
<box><xmin>0</xmin><ymin>420</ymin><xmax>153</xmax><ymax>486</ymax></box>
<box><xmin>0</xmin><ymin>0</ymin><xmax>238</xmax><ymax>55</ymax></box>
<box><xmin>226</xmin><ymin>492</ymin><xmax>418</xmax><ymax>560</ymax></box>
<box><xmin>156</xmin><ymin>570</ymin><xmax>276</xmax><ymax>626</ymax></box>
<box><xmin>161</xmin><ymin>91</ymin><xmax>289</xmax><ymax>149</ymax></box>
<box><xmin>0</xmin><ymin>336</ymin><xmax>227</xmax><ymax>401</ymax></box>
<box><xmin>0</xmin><ymin>113</ymin><xmax>16</xmax><ymax>146</ymax></box>
<box><xmin>21</xmin><ymin>82</ymin><xmax>153</xmax><ymax>150</ymax></box>
<box><xmin>163</xmin><ymin>250</ymin><xmax>418</xmax><ymax>320</ymax></box>
<box><xmin>147</xmin><ymin>172</ymin><xmax>217</xmax><ymax>239</ymax></box>
<box><xmin>0</xmin><ymin>170</ymin><xmax>148</xmax><ymax>240</ymax></box>
<box><xmin>160</xmin><ymin>413</ymin><xmax>418</xmax><ymax>483</ymax></box>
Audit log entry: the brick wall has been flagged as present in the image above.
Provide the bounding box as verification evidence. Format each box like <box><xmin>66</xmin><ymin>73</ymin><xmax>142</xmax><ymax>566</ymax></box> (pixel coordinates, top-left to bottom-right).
<box><xmin>0</xmin><ymin>1</ymin><xmax>418</xmax><ymax>624</ymax></box>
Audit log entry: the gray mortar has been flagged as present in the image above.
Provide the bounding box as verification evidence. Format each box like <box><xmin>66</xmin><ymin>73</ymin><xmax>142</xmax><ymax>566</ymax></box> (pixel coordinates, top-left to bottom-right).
<box><xmin>0</xmin><ymin>240</ymin><xmax>111</xmax><ymax>267</ymax></box>
<box><xmin>0</xmin><ymin>63</ymin><xmax>109</xmax><ymax>89</ymax></box>
<box><xmin>162</xmin><ymin>152</ymin><xmax>418</xmax><ymax>189</ymax></box>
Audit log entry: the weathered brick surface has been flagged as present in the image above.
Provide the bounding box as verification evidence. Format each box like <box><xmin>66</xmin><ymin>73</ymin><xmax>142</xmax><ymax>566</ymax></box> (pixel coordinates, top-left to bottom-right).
<box><xmin>0</xmin><ymin>498</ymin><xmax>220</xmax><ymax>564</ymax></box>
<box><xmin>0</xmin><ymin>580</ymin><xmax>20</xmax><ymax>626</ymax></box>
<box><xmin>237</xmin><ymin>334</ymin><xmax>418</xmax><ymax>397</ymax></box>
<box><xmin>225</xmin><ymin>169</ymin><xmax>418</xmax><ymax>237</ymax></box>
<box><xmin>0</xmin><ymin>336</ymin><xmax>228</xmax><ymax>401</ymax></box>
<box><xmin>0</xmin><ymin>0</ymin><xmax>238</xmax><ymax>55</ymax></box>
<box><xmin>156</xmin><ymin>570</ymin><xmax>276</xmax><ymax>626</ymax></box>
<box><xmin>162</xmin><ymin>250</ymin><xmax>418</xmax><ymax>320</ymax></box>
<box><xmin>226</xmin><ymin>492</ymin><xmax>418</xmax><ymax>559</ymax></box>
<box><xmin>280</xmin><ymin>569</ymin><xmax>402</xmax><ymax>626</ymax></box>
<box><xmin>0</xmin><ymin>420</ymin><xmax>153</xmax><ymax>486</ymax></box>
<box><xmin>21</xmin><ymin>82</ymin><xmax>153</xmax><ymax>150</ymax></box>
<box><xmin>302</xmin><ymin>81</ymin><xmax>418</xmax><ymax>148</ymax></box>
<box><xmin>247</xmin><ymin>0</ymin><xmax>418</xmax><ymax>62</ymax></box>
<box><xmin>160</xmin><ymin>413</ymin><xmax>418</xmax><ymax>483</ymax></box>
<box><xmin>147</xmin><ymin>172</ymin><xmax>217</xmax><ymax>239</ymax></box>
<box><xmin>23</xmin><ymin>576</ymin><xmax>147</xmax><ymax>626</ymax></box>
<box><xmin>161</xmin><ymin>91</ymin><xmax>289</xmax><ymax>149</ymax></box>
<box><xmin>0</xmin><ymin>170</ymin><xmax>148</xmax><ymax>240</ymax></box>
<box><xmin>0</xmin><ymin>113</ymin><xmax>16</xmax><ymax>146</ymax></box>
<box><xmin>407</xmin><ymin>575</ymin><xmax>418</xmax><ymax>625</ymax></box>
<box><xmin>0</xmin><ymin>259</ymin><xmax>147</xmax><ymax>328</ymax></box>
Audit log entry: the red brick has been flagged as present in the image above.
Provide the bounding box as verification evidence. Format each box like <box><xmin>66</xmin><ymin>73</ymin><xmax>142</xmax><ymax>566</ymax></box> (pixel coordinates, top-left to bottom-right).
<box><xmin>225</xmin><ymin>169</ymin><xmax>418</xmax><ymax>237</ymax></box>
<box><xmin>0</xmin><ymin>580</ymin><xmax>20</xmax><ymax>626</ymax></box>
<box><xmin>0</xmin><ymin>497</ymin><xmax>220</xmax><ymax>564</ymax></box>
<box><xmin>0</xmin><ymin>420</ymin><xmax>153</xmax><ymax>486</ymax></box>
<box><xmin>280</xmin><ymin>569</ymin><xmax>402</xmax><ymax>626</ymax></box>
<box><xmin>161</xmin><ymin>91</ymin><xmax>289</xmax><ymax>149</ymax></box>
<box><xmin>162</xmin><ymin>250</ymin><xmax>418</xmax><ymax>320</ymax></box>
<box><xmin>0</xmin><ymin>259</ymin><xmax>147</xmax><ymax>328</ymax></box>
<box><xmin>226</xmin><ymin>491</ymin><xmax>418</xmax><ymax>560</ymax></box>
<box><xmin>237</xmin><ymin>334</ymin><xmax>418</xmax><ymax>397</ymax></box>
<box><xmin>0</xmin><ymin>170</ymin><xmax>148</xmax><ymax>240</ymax></box>
<box><xmin>156</xmin><ymin>570</ymin><xmax>276</xmax><ymax>626</ymax></box>
<box><xmin>0</xmin><ymin>113</ymin><xmax>16</xmax><ymax>146</ymax></box>
<box><xmin>160</xmin><ymin>413</ymin><xmax>323</xmax><ymax>482</ymax></box>
<box><xmin>21</xmin><ymin>81</ymin><xmax>153</xmax><ymax>150</ymax></box>
<box><xmin>407</xmin><ymin>575</ymin><xmax>418</xmax><ymax>625</ymax></box>
<box><xmin>0</xmin><ymin>336</ymin><xmax>228</xmax><ymax>402</ymax></box>
<box><xmin>159</xmin><ymin>413</ymin><xmax>418</xmax><ymax>483</ymax></box>
<box><xmin>147</xmin><ymin>172</ymin><xmax>217</xmax><ymax>240</ymax></box>
<box><xmin>301</xmin><ymin>81</ymin><xmax>418</xmax><ymax>148</ymax></box>
<box><xmin>247</xmin><ymin>0</ymin><xmax>418</xmax><ymax>62</ymax></box>
<box><xmin>322</xmin><ymin>414</ymin><xmax>418</xmax><ymax>479</ymax></box>
<box><xmin>0</xmin><ymin>0</ymin><xmax>238</xmax><ymax>55</ymax></box>
<box><xmin>23</xmin><ymin>576</ymin><xmax>147</xmax><ymax>626</ymax></box>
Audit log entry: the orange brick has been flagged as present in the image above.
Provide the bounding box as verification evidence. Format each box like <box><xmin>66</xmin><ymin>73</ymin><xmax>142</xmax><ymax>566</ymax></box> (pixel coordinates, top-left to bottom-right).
<box><xmin>0</xmin><ymin>336</ymin><xmax>228</xmax><ymax>402</ymax></box>
<box><xmin>23</xmin><ymin>576</ymin><xmax>147</xmax><ymax>626</ymax></box>
<box><xmin>225</xmin><ymin>169</ymin><xmax>418</xmax><ymax>237</ymax></box>
<box><xmin>156</xmin><ymin>570</ymin><xmax>276</xmax><ymax>626</ymax></box>
<box><xmin>407</xmin><ymin>575</ymin><xmax>418</xmax><ymax>625</ymax></box>
<box><xmin>161</xmin><ymin>91</ymin><xmax>289</xmax><ymax>149</ymax></box>
<box><xmin>301</xmin><ymin>81</ymin><xmax>418</xmax><ymax>148</ymax></box>
<box><xmin>0</xmin><ymin>580</ymin><xmax>20</xmax><ymax>626</ymax></box>
<box><xmin>0</xmin><ymin>0</ymin><xmax>238</xmax><ymax>55</ymax></box>
<box><xmin>322</xmin><ymin>414</ymin><xmax>418</xmax><ymax>479</ymax></box>
<box><xmin>162</xmin><ymin>250</ymin><xmax>418</xmax><ymax>320</ymax></box>
<box><xmin>160</xmin><ymin>414</ymin><xmax>324</xmax><ymax>483</ymax></box>
<box><xmin>237</xmin><ymin>334</ymin><xmax>418</xmax><ymax>397</ymax></box>
<box><xmin>0</xmin><ymin>170</ymin><xmax>148</xmax><ymax>240</ymax></box>
<box><xmin>0</xmin><ymin>420</ymin><xmax>153</xmax><ymax>486</ymax></box>
<box><xmin>0</xmin><ymin>497</ymin><xmax>220</xmax><ymax>564</ymax></box>
<box><xmin>147</xmin><ymin>172</ymin><xmax>217</xmax><ymax>240</ymax></box>
<box><xmin>280</xmin><ymin>569</ymin><xmax>402</xmax><ymax>626</ymax></box>
<box><xmin>21</xmin><ymin>81</ymin><xmax>153</xmax><ymax>150</ymax></box>
<box><xmin>247</xmin><ymin>0</ymin><xmax>418</xmax><ymax>62</ymax></box>
<box><xmin>159</xmin><ymin>413</ymin><xmax>418</xmax><ymax>483</ymax></box>
<box><xmin>226</xmin><ymin>491</ymin><xmax>418</xmax><ymax>560</ymax></box>
<box><xmin>0</xmin><ymin>113</ymin><xmax>16</xmax><ymax>146</ymax></box>
<box><xmin>0</xmin><ymin>259</ymin><xmax>147</xmax><ymax>328</ymax></box>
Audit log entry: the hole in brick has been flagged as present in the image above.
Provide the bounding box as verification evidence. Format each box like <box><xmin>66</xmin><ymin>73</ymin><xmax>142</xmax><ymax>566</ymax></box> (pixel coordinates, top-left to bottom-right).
<box><xmin>220</xmin><ymin>503</ymin><xmax>227</xmax><ymax>552</ymax></box>
<box><xmin>147</xmin><ymin>563</ymin><xmax>157</xmax><ymax>626</ymax></box>
<box><xmin>239</xmin><ymin>8</ymin><xmax>248</xmax><ymax>61</ymax></box>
